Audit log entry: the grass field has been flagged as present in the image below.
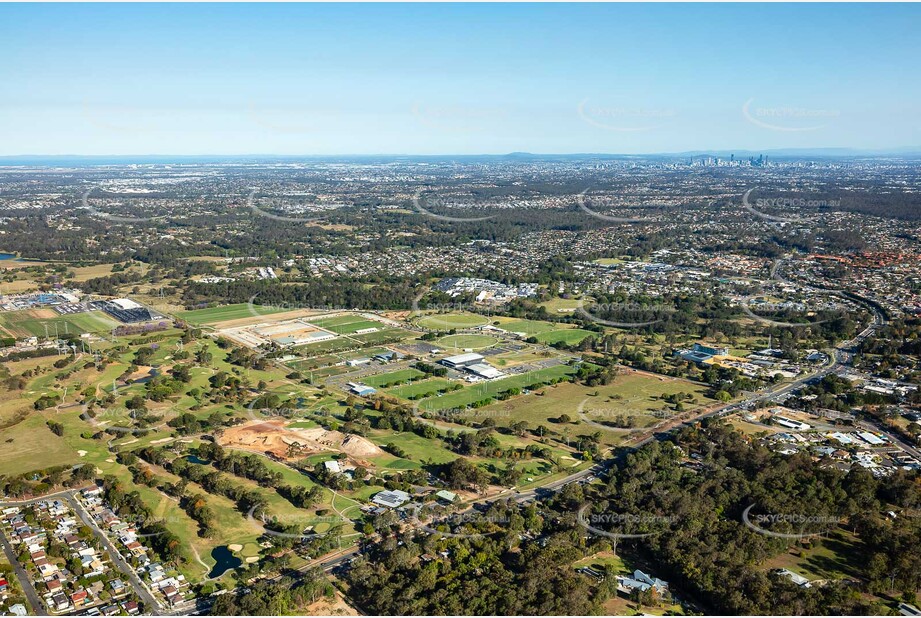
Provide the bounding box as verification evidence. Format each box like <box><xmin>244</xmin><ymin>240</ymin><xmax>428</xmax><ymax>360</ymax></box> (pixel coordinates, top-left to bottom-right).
<box><xmin>475</xmin><ymin>373</ymin><xmax>716</xmax><ymax>442</ymax></box>
<box><xmin>494</xmin><ymin>318</ymin><xmax>559</xmax><ymax>335</ymax></box>
<box><xmin>1</xmin><ymin>412</ymin><xmax>80</xmax><ymax>476</ymax></box>
<box><xmin>177</xmin><ymin>303</ymin><xmax>287</xmax><ymax>325</ymax></box>
<box><xmin>0</xmin><ymin>309</ymin><xmax>119</xmax><ymax>338</ymax></box>
<box><xmin>416</xmin><ymin>364</ymin><xmax>579</xmax><ymax>412</ymax></box>
<box><xmin>385</xmin><ymin>378</ymin><xmax>457</xmax><ymax>400</ymax></box>
<box><xmin>309</xmin><ymin>314</ymin><xmax>383</xmax><ymax>334</ymax></box>
<box><xmin>533</xmin><ymin>328</ymin><xmax>596</xmax><ymax>345</ymax></box>
<box><xmin>361</xmin><ymin>368</ymin><xmax>425</xmax><ymax>388</ymax></box>
<box><xmin>417</xmin><ymin>312</ymin><xmax>488</xmax><ymax>330</ymax></box>
<box><xmin>435</xmin><ymin>333</ymin><xmax>498</xmax><ymax>350</ymax></box>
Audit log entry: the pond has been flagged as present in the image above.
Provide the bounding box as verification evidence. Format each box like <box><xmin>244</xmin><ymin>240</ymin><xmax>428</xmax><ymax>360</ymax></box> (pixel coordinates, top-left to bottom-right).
<box><xmin>0</xmin><ymin>253</ymin><xmax>16</xmax><ymax>261</ymax></box>
<box><xmin>185</xmin><ymin>455</ymin><xmax>210</xmax><ymax>465</ymax></box>
<box><xmin>207</xmin><ymin>545</ymin><xmax>242</xmax><ymax>579</ymax></box>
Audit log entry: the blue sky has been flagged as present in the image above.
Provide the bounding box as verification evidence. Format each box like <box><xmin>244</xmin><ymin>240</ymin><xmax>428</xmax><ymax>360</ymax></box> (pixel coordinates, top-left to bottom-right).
<box><xmin>1</xmin><ymin>3</ymin><xmax>919</xmax><ymax>155</ymax></box>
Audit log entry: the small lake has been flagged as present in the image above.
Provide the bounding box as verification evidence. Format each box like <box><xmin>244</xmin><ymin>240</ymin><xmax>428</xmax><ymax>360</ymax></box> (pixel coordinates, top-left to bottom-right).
<box><xmin>208</xmin><ymin>545</ymin><xmax>242</xmax><ymax>579</ymax></box>
<box><xmin>0</xmin><ymin>253</ymin><xmax>16</xmax><ymax>261</ymax></box>
<box><xmin>185</xmin><ymin>455</ymin><xmax>210</xmax><ymax>465</ymax></box>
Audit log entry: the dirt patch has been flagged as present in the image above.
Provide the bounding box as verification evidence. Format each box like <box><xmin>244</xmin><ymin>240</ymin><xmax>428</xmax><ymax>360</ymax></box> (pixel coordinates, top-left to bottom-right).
<box><xmin>302</xmin><ymin>587</ymin><xmax>360</xmax><ymax>616</ymax></box>
<box><xmin>218</xmin><ymin>419</ymin><xmax>384</xmax><ymax>462</ymax></box>
<box><xmin>125</xmin><ymin>365</ymin><xmax>155</xmax><ymax>382</ymax></box>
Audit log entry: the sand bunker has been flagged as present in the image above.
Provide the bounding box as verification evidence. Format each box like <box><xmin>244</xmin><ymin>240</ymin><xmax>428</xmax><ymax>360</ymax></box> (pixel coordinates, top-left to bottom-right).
<box><xmin>227</xmin><ymin>544</ymin><xmax>243</xmax><ymax>552</ymax></box>
<box><xmin>218</xmin><ymin>419</ymin><xmax>384</xmax><ymax>461</ymax></box>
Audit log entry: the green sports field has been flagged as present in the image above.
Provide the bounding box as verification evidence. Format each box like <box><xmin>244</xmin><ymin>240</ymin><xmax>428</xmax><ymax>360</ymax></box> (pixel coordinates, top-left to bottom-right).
<box><xmin>177</xmin><ymin>303</ymin><xmax>287</xmax><ymax>324</ymax></box>
<box><xmin>361</xmin><ymin>368</ymin><xmax>425</xmax><ymax>388</ymax></box>
<box><xmin>309</xmin><ymin>314</ymin><xmax>383</xmax><ymax>334</ymax></box>
<box><xmin>0</xmin><ymin>309</ymin><xmax>120</xmax><ymax>338</ymax></box>
<box><xmin>416</xmin><ymin>364</ymin><xmax>579</xmax><ymax>411</ymax></box>
<box><xmin>534</xmin><ymin>328</ymin><xmax>596</xmax><ymax>345</ymax></box>
<box><xmin>435</xmin><ymin>333</ymin><xmax>498</xmax><ymax>350</ymax></box>
<box><xmin>417</xmin><ymin>312</ymin><xmax>488</xmax><ymax>330</ymax></box>
<box><xmin>385</xmin><ymin>378</ymin><xmax>457</xmax><ymax>399</ymax></box>
<box><xmin>495</xmin><ymin>318</ymin><xmax>558</xmax><ymax>335</ymax></box>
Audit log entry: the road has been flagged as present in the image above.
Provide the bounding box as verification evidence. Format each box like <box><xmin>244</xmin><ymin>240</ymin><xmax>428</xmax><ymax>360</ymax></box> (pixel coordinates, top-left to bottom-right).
<box><xmin>0</xmin><ymin>525</ymin><xmax>47</xmax><ymax>615</ymax></box>
<box><xmin>64</xmin><ymin>494</ymin><xmax>163</xmax><ymax>613</ymax></box>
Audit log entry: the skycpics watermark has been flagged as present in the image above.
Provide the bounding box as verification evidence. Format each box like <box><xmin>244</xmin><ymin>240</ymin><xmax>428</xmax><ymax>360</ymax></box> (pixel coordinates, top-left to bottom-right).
<box><xmin>575</xmin><ymin>398</ymin><xmax>656</xmax><ymax>436</ymax></box>
<box><xmin>410</xmin><ymin>504</ymin><xmax>512</xmax><ymax>540</ymax></box>
<box><xmin>738</xmin><ymin>291</ymin><xmax>845</xmax><ymax>329</ymax></box>
<box><xmin>412</xmin><ymin>190</ymin><xmax>497</xmax><ymax>223</ymax></box>
<box><xmin>577</xmin><ymin>189</ymin><xmax>684</xmax><ymax>224</ymax></box>
<box><xmin>81</xmin><ymin>186</ymin><xmax>162</xmax><ymax>223</ymax></box>
<box><xmin>247</xmin><ymin>507</ymin><xmax>342</xmax><ymax>541</ymax></box>
<box><xmin>576</xmin><ymin>299</ymin><xmax>674</xmax><ymax>329</ymax></box>
<box><xmin>412</xmin><ymin>402</ymin><xmax>512</xmax><ymax>423</ymax></box>
<box><xmin>81</xmin><ymin>404</ymin><xmax>175</xmax><ymax>436</ymax></box>
<box><xmin>742</xmin><ymin>98</ymin><xmax>840</xmax><ymax>132</ymax></box>
<box><xmin>245</xmin><ymin>293</ymin><xmax>350</xmax><ymax>319</ymax></box>
<box><xmin>741</xmin><ymin>188</ymin><xmax>835</xmax><ymax>224</ymax></box>
<box><xmin>247</xmin><ymin>188</ymin><xmax>344</xmax><ymax>224</ymax></box>
<box><xmin>577</xmin><ymin>98</ymin><xmax>677</xmax><ymax>132</ymax></box>
<box><xmin>742</xmin><ymin>504</ymin><xmax>843</xmax><ymax>539</ymax></box>
<box><xmin>577</xmin><ymin>503</ymin><xmax>676</xmax><ymax>540</ymax></box>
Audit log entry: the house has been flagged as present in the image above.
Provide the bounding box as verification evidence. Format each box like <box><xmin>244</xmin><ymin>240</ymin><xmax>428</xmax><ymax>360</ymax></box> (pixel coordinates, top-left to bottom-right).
<box><xmin>122</xmin><ymin>600</ymin><xmax>140</xmax><ymax>615</ymax></box>
<box><xmin>109</xmin><ymin>579</ymin><xmax>126</xmax><ymax>595</ymax></box>
<box><xmin>617</xmin><ymin>569</ymin><xmax>669</xmax><ymax>594</ymax></box>
<box><xmin>161</xmin><ymin>584</ymin><xmax>181</xmax><ymax>605</ymax></box>
<box><xmin>435</xmin><ymin>490</ymin><xmax>458</xmax><ymax>504</ymax></box>
<box><xmin>71</xmin><ymin>589</ymin><xmax>89</xmax><ymax>607</ymax></box>
<box><xmin>371</xmin><ymin>490</ymin><xmax>411</xmax><ymax>508</ymax></box>
<box><xmin>323</xmin><ymin>460</ymin><xmax>342</xmax><ymax>474</ymax></box>
<box><xmin>9</xmin><ymin>604</ymin><xmax>28</xmax><ymax>617</ymax></box>
<box><xmin>51</xmin><ymin>592</ymin><xmax>71</xmax><ymax>611</ymax></box>
<box><xmin>47</xmin><ymin>579</ymin><xmax>63</xmax><ymax>593</ymax></box>
<box><xmin>775</xmin><ymin>568</ymin><xmax>811</xmax><ymax>588</ymax></box>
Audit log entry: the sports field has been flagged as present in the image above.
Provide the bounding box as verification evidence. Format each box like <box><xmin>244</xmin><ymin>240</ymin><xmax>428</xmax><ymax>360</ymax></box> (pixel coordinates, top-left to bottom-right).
<box><xmin>385</xmin><ymin>378</ymin><xmax>457</xmax><ymax>400</ymax></box>
<box><xmin>534</xmin><ymin>328</ymin><xmax>596</xmax><ymax>345</ymax></box>
<box><xmin>435</xmin><ymin>333</ymin><xmax>498</xmax><ymax>350</ymax></box>
<box><xmin>309</xmin><ymin>314</ymin><xmax>383</xmax><ymax>334</ymax></box>
<box><xmin>495</xmin><ymin>318</ymin><xmax>558</xmax><ymax>335</ymax></box>
<box><xmin>177</xmin><ymin>303</ymin><xmax>287</xmax><ymax>325</ymax></box>
<box><xmin>416</xmin><ymin>312</ymin><xmax>488</xmax><ymax>329</ymax></box>
<box><xmin>361</xmin><ymin>368</ymin><xmax>425</xmax><ymax>388</ymax></box>
<box><xmin>416</xmin><ymin>364</ymin><xmax>579</xmax><ymax>411</ymax></box>
<box><xmin>0</xmin><ymin>309</ymin><xmax>120</xmax><ymax>338</ymax></box>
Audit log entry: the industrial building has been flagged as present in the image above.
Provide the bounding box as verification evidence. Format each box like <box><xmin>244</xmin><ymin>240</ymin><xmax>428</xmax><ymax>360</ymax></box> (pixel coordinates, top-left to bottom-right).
<box><xmin>441</xmin><ymin>352</ymin><xmax>485</xmax><ymax>369</ymax></box>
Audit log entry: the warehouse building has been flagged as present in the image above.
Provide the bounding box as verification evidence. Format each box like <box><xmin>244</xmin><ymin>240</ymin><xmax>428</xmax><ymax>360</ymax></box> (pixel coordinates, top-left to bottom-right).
<box><xmin>441</xmin><ymin>352</ymin><xmax>485</xmax><ymax>369</ymax></box>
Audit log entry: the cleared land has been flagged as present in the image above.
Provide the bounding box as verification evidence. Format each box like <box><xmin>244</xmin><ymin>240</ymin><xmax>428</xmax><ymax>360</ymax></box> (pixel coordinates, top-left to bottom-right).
<box><xmin>533</xmin><ymin>328</ymin><xmax>596</xmax><ymax>345</ymax></box>
<box><xmin>416</xmin><ymin>312</ymin><xmax>488</xmax><ymax>330</ymax></box>
<box><xmin>416</xmin><ymin>364</ymin><xmax>579</xmax><ymax>411</ymax></box>
<box><xmin>361</xmin><ymin>368</ymin><xmax>425</xmax><ymax>388</ymax></box>
<box><xmin>385</xmin><ymin>378</ymin><xmax>457</xmax><ymax>400</ymax></box>
<box><xmin>177</xmin><ymin>303</ymin><xmax>288</xmax><ymax>325</ymax></box>
<box><xmin>435</xmin><ymin>333</ymin><xmax>499</xmax><ymax>350</ymax></box>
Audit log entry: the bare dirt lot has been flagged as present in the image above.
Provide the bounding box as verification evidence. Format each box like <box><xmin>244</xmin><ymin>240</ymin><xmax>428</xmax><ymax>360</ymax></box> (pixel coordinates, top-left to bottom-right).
<box><xmin>218</xmin><ymin>419</ymin><xmax>384</xmax><ymax>462</ymax></box>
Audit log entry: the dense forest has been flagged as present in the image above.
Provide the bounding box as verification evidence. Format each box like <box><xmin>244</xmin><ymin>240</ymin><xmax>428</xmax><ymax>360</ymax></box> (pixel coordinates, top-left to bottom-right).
<box><xmin>345</xmin><ymin>422</ymin><xmax>920</xmax><ymax>615</ymax></box>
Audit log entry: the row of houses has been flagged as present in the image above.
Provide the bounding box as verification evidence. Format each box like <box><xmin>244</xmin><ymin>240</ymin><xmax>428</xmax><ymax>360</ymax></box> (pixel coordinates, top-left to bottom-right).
<box><xmin>79</xmin><ymin>486</ymin><xmax>187</xmax><ymax>608</ymax></box>
<box><xmin>1</xmin><ymin>500</ymin><xmax>138</xmax><ymax>616</ymax></box>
